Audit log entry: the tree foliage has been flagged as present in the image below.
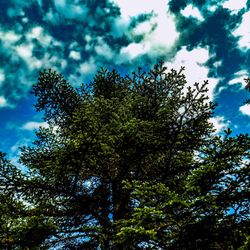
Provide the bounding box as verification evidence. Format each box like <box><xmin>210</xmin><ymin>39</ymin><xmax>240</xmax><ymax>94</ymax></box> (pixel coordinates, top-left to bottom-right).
<box><xmin>0</xmin><ymin>152</ymin><xmax>56</xmax><ymax>249</ymax></box>
<box><xmin>116</xmin><ymin>130</ymin><xmax>250</xmax><ymax>249</ymax></box>
<box><xmin>0</xmin><ymin>63</ymin><xmax>249</xmax><ymax>249</ymax></box>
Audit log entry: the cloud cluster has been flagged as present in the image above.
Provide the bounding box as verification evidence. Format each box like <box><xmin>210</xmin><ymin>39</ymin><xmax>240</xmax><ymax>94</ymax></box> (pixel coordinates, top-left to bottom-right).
<box><xmin>228</xmin><ymin>70</ymin><xmax>249</xmax><ymax>88</ymax></box>
<box><xmin>180</xmin><ymin>4</ymin><xmax>204</xmax><ymax>21</ymax></box>
<box><xmin>0</xmin><ymin>0</ymin><xmax>177</xmax><ymax>107</ymax></box>
<box><xmin>232</xmin><ymin>10</ymin><xmax>250</xmax><ymax>50</ymax></box>
<box><xmin>0</xmin><ymin>0</ymin><xmax>249</xmax><ymax>107</ymax></box>
<box><xmin>0</xmin><ymin>23</ymin><xmax>65</xmax><ymax>106</ymax></box>
<box><xmin>239</xmin><ymin>104</ymin><xmax>250</xmax><ymax>116</ymax></box>
<box><xmin>222</xmin><ymin>0</ymin><xmax>248</xmax><ymax>14</ymax></box>
<box><xmin>113</xmin><ymin>0</ymin><xmax>179</xmax><ymax>61</ymax></box>
<box><xmin>0</xmin><ymin>96</ymin><xmax>8</xmax><ymax>108</ymax></box>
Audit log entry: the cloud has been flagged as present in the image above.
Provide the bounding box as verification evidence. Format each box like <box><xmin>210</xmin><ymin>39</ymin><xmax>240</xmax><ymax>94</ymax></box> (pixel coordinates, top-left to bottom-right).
<box><xmin>113</xmin><ymin>0</ymin><xmax>179</xmax><ymax>61</ymax></box>
<box><xmin>120</xmin><ymin>42</ymin><xmax>150</xmax><ymax>59</ymax></box>
<box><xmin>228</xmin><ymin>69</ymin><xmax>249</xmax><ymax>88</ymax></box>
<box><xmin>0</xmin><ymin>30</ymin><xmax>21</xmax><ymax>43</ymax></box>
<box><xmin>0</xmin><ymin>22</ymin><xmax>67</xmax><ymax>107</ymax></box>
<box><xmin>0</xmin><ymin>69</ymin><xmax>5</xmax><ymax>85</ymax></box>
<box><xmin>79</xmin><ymin>57</ymin><xmax>97</xmax><ymax>75</ymax></box>
<box><xmin>0</xmin><ymin>0</ymin><xmax>177</xmax><ymax>107</ymax></box>
<box><xmin>69</xmin><ymin>50</ymin><xmax>81</xmax><ymax>60</ymax></box>
<box><xmin>53</xmin><ymin>0</ymin><xmax>89</xmax><ymax>21</ymax></box>
<box><xmin>21</xmin><ymin>121</ymin><xmax>49</xmax><ymax>130</ymax></box>
<box><xmin>14</xmin><ymin>26</ymin><xmax>63</xmax><ymax>71</ymax></box>
<box><xmin>222</xmin><ymin>0</ymin><xmax>247</xmax><ymax>14</ymax></box>
<box><xmin>239</xmin><ymin>104</ymin><xmax>250</xmax><ymax>116</ymax></box>
<box><xmin>164</xmin><ymin>46</ymin><xmax>220</xmax><ymax>101</ymax></box>
<box><xmin>232</xmin><ymin>10</ymin><xmax>250</xmax><ymax>50</ymax></box>
<box><xmin>26</xmin><ymin>26</ymin><xmax>52</xmax><ymax>47</ymax></box>
<box><xmin>16</xmin><ymin>43</ymin><xmax>34</xmax><ymax>63</ymax></box>
<box><xmin>180</xmin><ymin>4</ymin><xmax>204</xmax><ymax>21</ymax></box>
<box><xmin>209</xmin><ymin>116</ymin><xmax>230</xmax><ymax>134</ymax></box>
<box><xmin>94</xmin><ymin>37</ymin><xmax>114</xmax><ymax>60</ymax></box>
<box><xmin>0</xmin><ymin>96</ymin><xmax>8</xmax><ymax>108</ymax></box>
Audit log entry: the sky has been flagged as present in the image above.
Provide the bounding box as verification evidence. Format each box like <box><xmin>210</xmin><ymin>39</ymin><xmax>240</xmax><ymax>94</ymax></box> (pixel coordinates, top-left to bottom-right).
<box><xmin>0</xmin><ymin>0</ymin><xmax>250</xmax><ymax>162</ymax></box>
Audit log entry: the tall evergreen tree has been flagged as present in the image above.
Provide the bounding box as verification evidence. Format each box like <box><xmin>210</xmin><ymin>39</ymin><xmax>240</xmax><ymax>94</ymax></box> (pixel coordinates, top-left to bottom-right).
<box><xmin>0</xmin><ymin>63</ymin><xmax>249</xmax><ymax>249</ymax></box>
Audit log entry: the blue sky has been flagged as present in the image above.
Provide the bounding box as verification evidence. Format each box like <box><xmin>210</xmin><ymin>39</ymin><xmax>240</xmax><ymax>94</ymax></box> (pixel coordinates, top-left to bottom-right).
<box><xmin>0</xmin><ymin>0</ymin><xmax>250</xmax><ymax>162</ymax></box>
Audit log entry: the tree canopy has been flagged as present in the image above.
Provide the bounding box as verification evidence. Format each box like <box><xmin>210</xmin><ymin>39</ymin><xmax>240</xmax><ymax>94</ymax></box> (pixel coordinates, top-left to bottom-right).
<box><xmin>0</xmin><ymin>63</ymin><xmax>249</xmax><ymax>249</ymax></box>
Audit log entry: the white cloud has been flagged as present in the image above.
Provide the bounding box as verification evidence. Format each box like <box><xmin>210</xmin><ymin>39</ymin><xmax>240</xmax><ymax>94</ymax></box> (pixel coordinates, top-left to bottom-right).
<box><xmin>209</xmin><ymin>116</ymin><xmax>229</xmax><ymax>134</ymax></box>
<box><xmin>222</xmin><ymin>0</ymin><xmax>247</xmax><ymax>14</ymax></box>
<box><xmin>114</xmin><ymin>0</ymin><xmax>179</xmax><ymax>60</ymax></box>
<box><xmin>80</xmin><ymin>57</ymin><xmax>97</xmax><ymax>74</ymax></box>
<box><xmin>21</xmin><ymin>121</ymin><xmax>49</xmax><ymax>130</ymax></box>
<box><xmin>15</xmin><ymin>43</ymin><xmax>43</xmax><ymax>69</ymax></box>
<box><xmin>53</xmin><ymin>0</ymin><xmax>88</xmax><ymax>20</ymax></box>
<box><xmin>4</xmin><ymin>31</ymin><xmax>21</xmax><ymax>42</ymax></box>
<box><xmin>120</xmin><ymin>42</ymin><xmax>150</xmax><ymax>59</ymax></box>
<box><xmin>0</xmin><ymin>26</ymin><xmax>53</xmax><ymax>57</ymax></box>
<box><xmin>13</xmin><ymin>26</ymin><xmax>64</xmax><ymax>70</ymax></box>
<box><xmin>0</xmin><ymin>69</ymin><xmax>5</xmax><ymax>85</ymax></box>
<box><xmin>94</xmin><ymin>37</ymin><xmax>114</xmax><ymax>60</ymax></box>
<box><xmin>22</xmin><ymin>17</ymin><xmax>28</xmax><ymax>23</ymax></box>
<box><xmin>0</xmin><ymin>30</ymin><xmax>21</xmax><ymax>44</ymax></box>
<box><xmin>69</xmin><ymin>50</ymin><xmax>81</xmax><ymax>60</ymax></box>
<box><xmin>207</xmin><ymin>0</ymin><xmax>247</xmax><ymax>15</ymax></box>
<box><xmin>132</xmin><ymin>21</ymin><xmax>153</xmax><ymax>35</ymax></box>
<box><xmin>239</xmin><ymin>104</ymin><xmax>250</xmax><ymax>116</ymax></box>
<box><xmin>207</xmin><ymin>5</ymin><xmax>217</xmax><ymax>13</ymax></box>
<box><xmin>181</xmin><ymin>4</ymin><xmax>204</xmax><ymax>21</ymax></box>
<box><xmin>0</xmin><ymin>29</ymin><xmax>43</xmax><ymax>71</ymax></box>
<box><xmin>16</xmin><ymin>43</ymin><xmax>33</xmax><ymax>59</ymax></box>
<box><xmin>213</xmin><ymin>60</ymin><xmax>222</xmax><ymax>68</ymax></box>
<box><xmin>232</xmin><ymin>10</ymin><xmax>250</xmax><ymax>50</ymax></box>
<box><xmin>27</xmin><ymin>26</ymin><xmax>43</xmax><ymax>39</ymax></box>
<box><xmin>26</xmin><ymin>26</ymin><xmax>52</xmax><ymax>46</ymax></box>
<box><xmin>228</xmin><ymin>69</ymin><xmax>248</xmax><ymax>88</ymax></box>
<box><xmin>112</xmin><ymin>0</ymin><xmax>152</xmax><ymax>20</ymax></box>
<box><xmin>0</xmin><ymin>96</ymin><xmax>8</xmax><ymax>107</ymax></box>
<box><xmin>85</xmin><ymin>35</ymin><xmax>91</xmax><ymax>43</ymax></box>
<box><xmin>164</xmin><ymin>46</ymin><xmax>220</xmax><ymax>101</ymax></box>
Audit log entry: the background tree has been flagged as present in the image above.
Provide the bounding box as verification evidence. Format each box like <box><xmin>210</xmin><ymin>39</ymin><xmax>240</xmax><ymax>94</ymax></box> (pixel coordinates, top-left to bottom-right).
<box><xmin>0</xmin><ymin>152</ymin><xmax>56</xmax><ymax>249</ymax></box>
<box><xmin>115</xmin><ymin>130</ymin><xmax>250</xmax><ymax>249</ymax></box>
<box><xmin>0</xmin><ymin>63</ymin><xmax>249</xmax><ymax>249</ymax></box>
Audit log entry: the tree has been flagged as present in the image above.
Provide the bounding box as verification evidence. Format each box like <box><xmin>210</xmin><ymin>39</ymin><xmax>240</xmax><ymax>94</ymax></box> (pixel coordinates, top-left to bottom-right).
<box><xmin>0</xmin><ymin>63</ymin><xmax>249</xmax><ymax>249</ymax></box>
<box><xmin>116</xmin><ymin>130</ymin><xmax>250</xmax><ymax>249</ymax></box>
<box><xmin>0</xmin><ymin>152</ymin><xmax>56</xmax><ymax>250</ymax></box>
